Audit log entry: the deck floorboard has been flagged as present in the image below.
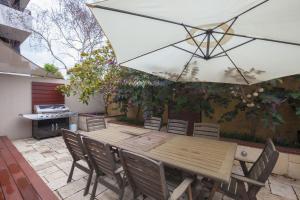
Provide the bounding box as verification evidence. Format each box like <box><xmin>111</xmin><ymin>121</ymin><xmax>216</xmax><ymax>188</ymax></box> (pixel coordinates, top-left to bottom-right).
<box><xmin>0</xmin><ymin>136</ymin><xmax>58</xmax><ymax>200</ymax></box>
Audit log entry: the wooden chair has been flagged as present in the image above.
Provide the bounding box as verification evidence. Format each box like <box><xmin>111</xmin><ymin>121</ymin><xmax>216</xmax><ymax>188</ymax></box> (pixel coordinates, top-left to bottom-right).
<box><xmin>167</xmin><ymin>119</ymin><xmax>188</xmax><ymax>135</ymax></box>
<box><xmin>85</xmin><ymin>115</ymin><xmax>106</xmax><ymax>132</ymax></box>
<box><xmin>144</xmin><ymin>117</ymin><xmax>162</xmax><ymax>131</ymax></box>
<box><xmin>82</xmin><ymin>137</ymin><xmax>124</xmax><ymax>200</ymax></box>
<box><xmin>62</xmin><ymin>129</ymin><xmax>93</xmax><ymax>196</ymax></box>
<box><xmin>214</xmin><ymin>138</ymin><xmax>279</xmax><ymax>200</ymax></box>
<box><xmin>120</xmin><ymin>149</ymin><xmax>194</xmax><ymax>200</ymax></box>
<box><xmin>193</xmin><ymin>123</ymin><xmax>220</xmax><ymax>139</ymax></box>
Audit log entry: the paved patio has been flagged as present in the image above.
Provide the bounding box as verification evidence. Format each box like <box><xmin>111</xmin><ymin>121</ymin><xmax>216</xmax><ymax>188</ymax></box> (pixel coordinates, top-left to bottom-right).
<box><xmin>13</xmin><ymin>136</ymin><xmax>300</xmax><ymax>200</ymax></box>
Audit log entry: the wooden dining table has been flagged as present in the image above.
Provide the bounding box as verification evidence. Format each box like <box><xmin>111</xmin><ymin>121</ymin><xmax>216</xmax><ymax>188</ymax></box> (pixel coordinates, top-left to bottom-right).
<box><xmin>80</xmin><ymin>123</ymin><xmax>237</xmax><ymax>185</ymax></box>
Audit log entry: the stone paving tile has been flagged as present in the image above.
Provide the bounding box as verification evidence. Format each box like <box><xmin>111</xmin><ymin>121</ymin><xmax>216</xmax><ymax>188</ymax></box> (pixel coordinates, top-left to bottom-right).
<box><xmin>47</xmin><ymin>176</ymin><xmax>69</xmax><ymax>191</ymax></box>
<box><xmin>222</xmin><ymin>196</ymin><xmax>234</xmax><ymax>200</ymax></box>
<box><xmin>72</xmin><ymin>168</ymin><xmax>89</xmax><ymax>181</ymax></box>
<box><xmin>212</xmin><ymin>192</ymin><xmax>223</xmax><ymax>200</ymax></box>
<box><xmin>88</xmin><ymin>180</ymin><xmax>107</xmax><ymax>197</ymax></box>
<box><xmin>293</xmin><ymin>186</ymin><xmax>300</xmax><ymax>199</ymax></box>
<box><xmin>270</xmin><ymin>178</ymin><xmax>298</xmax><ymax>200</ymax></box>
<box><xmin>57</xmin><ymin>178</ymin><xmax>87</xmax><ymax>199</ymax></box>
<box><xmin>54</xmin><ymin>191</ymin><xmax>63</xmax><ymax>200</ymax></box>
<box><xmin>97</xmin><ymin>189</ymin><xmax>119</xmax><ymax>200</ymax></box>
<box><xmin>37</xmin><ymin>165</ymin><xmax>61</xmax><ymax>177</ymax></box>
<box><xmin>65</xmin><ymin>189</ymin><xmax>92</xmax><ymax>200</ymax></box>
<box><xmin>44</xmin><ymin>170</ymin><xmax>68</xmax><ymax>182</ymax></box>
<box><xmin>31</xmin><ymin>156</ymin><xmax>56</xmax><ymax>166</ymax></box>
<box><xmin>32</xmin><ymin>161</ymin><xmax>54</xmax><ymax>171</ymax></box>
<box><xmin>270</xmin><ymin>175</ymin><xmax>300</xmax><ymax>188</ymax></box>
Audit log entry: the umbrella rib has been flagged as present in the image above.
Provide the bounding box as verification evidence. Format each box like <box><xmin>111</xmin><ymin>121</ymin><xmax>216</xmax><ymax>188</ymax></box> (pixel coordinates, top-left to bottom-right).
<box><xmin>182</xmin><ymin>24</ymin><xmax>206</xmax><ymax>57</ymax></box>
<box><xmin>119</xmin><ymin>32</ymin><xmax>206</xmax><ymax>65</ymax></box>
<box><xmin>211</xmin><ymin>38</ymin><xmax>256</xmax><ymax>58</ymax></box>
<box><xmin>212</xmin><ymin>0</ymin><xmax>270</xmax><ymax>31</ymax></box>
<box><xmin>211</xmin><ymin>34</ymin><xmax>250</xmax><ymax>85</ymax></box>
<box><xmin>176</xmin><ymin>35</ymin><xmax>208</xmax><ymax>81</ymax></box>
<box><xmin>209</xmin><ymin>17</ymin><xmax>238</xmax><ymax>57</ymax></box>
<box><xmin>172</xmin><ymin>45</ymin><xmax>204</xmax><ymax>59</ymax></box>
<box><xmin>212</xmin><ymin>31</ymin><xmax>300</xmax><ymax>47</ymax></box>
<box><xmin>176</xmin><ymin>48</ymin><xmax>199</xmax><ymax>82</ymax></box>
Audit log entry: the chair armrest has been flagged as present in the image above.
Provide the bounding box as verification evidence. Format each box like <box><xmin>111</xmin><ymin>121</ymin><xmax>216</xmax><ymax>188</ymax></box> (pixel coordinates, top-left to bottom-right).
<box><xmin>170</xmin><ymin>178</ymin><xmax>193</xmax><ymax>200</ymax></box>
<box><xmin>231</xmin><ymin>174</ymin><xmax>265</xmax><ymax>187</ymax></box>
<box><xmin>235</xmin><ymin>156</ymin><xmax>255</xmax><ymax>163</ymax></box>
<box><xmin>114</xmin><ymin>167</ymin><xmax>123</xmax><ymax>174</ymax></box>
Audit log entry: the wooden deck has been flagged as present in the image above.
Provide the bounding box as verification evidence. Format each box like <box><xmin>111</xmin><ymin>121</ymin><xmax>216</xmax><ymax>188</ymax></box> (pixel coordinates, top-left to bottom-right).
<box><xmin>0</xmin><ymin>136</ymin><xmax>58</xmax><ymax>200</ymax></box>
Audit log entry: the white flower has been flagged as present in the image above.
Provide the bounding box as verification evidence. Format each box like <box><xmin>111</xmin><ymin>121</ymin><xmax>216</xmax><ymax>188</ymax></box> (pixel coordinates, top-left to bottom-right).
<box><xmin>258</xmin><ymin>88</ymin><xmax>264</xmax><ymax>93</ymax></box>
<box><xmin>253</xmin><ymin>92</ymin><xmax>259</xmax><ymax>97</ymax></box>
<box><xmin>247</xmin><ymin>94</ymin><xmax>252</xmax><ymax>98</ymax></box>
<box><xmin>242</xmin><ymin>99</ymin><xmax>247</xmax><ymax>103</ymax></box>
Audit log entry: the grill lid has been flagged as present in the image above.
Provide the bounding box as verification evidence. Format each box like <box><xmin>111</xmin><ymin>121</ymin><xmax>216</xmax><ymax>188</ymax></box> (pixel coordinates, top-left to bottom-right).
<box><xmin>34</xmin><ymin>104</ymin><xmax>70</xmax><ymax>114</ymax></box>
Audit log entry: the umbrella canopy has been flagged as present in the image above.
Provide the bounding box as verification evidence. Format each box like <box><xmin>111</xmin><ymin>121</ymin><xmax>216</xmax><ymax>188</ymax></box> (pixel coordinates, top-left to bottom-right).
<box><xmin>88</xmin><ymin>0</ymin><xmax>300</xmax><ymax>85</ymax></box>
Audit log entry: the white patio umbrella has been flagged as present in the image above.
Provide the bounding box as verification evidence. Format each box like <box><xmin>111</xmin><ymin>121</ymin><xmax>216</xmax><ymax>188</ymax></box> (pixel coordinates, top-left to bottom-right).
<box><xmin>87</xmin><ymin>0</ymin><xmax>300</xmax><ymax>85</ymax></box>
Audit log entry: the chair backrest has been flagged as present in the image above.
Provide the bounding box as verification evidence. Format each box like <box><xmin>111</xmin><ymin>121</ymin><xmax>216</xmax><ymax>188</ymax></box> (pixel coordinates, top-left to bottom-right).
<box><xmin>120</xmin><ymin>150</ymin><xmax>169</xmax><ymax>200</ymax></box>
<box><xmin>193</xmin><ymin>123</ymin><xmax>220</xmax><ymax>139</ymax></box>
<box><xmin>86</xmin><ymin>115</ymin><xmax>106</xmax><ymax>132</ymax></box>
<box><xmin>144</xmin><ymin>117</ymin><xmax>162</xmax><ymax>131</ymax></box>
<box><xmin>167</xmin><ymin>119</ymin><xmax>188</xmax><ymax>135</ymax></box>
<box><xmin>82</xmin><ymin>137</ymin><xmax>116</xmax><ymax>177</ymax></box>
<box><xmin>62</xmin><ymin>129</ymin><xmax>86</xmax><ymax>161</ymax></box>
<box><xmin>247</xmin><ymin>139</ymin><xmax>279</xmax><ymax>183</ymax></box>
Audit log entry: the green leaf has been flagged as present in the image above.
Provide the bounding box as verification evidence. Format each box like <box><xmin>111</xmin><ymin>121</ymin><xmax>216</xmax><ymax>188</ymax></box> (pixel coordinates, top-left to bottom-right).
<box><xmin>296</xmin><ymin>107</ymin><xmax>300</xmax><ymax>116</ymax></box>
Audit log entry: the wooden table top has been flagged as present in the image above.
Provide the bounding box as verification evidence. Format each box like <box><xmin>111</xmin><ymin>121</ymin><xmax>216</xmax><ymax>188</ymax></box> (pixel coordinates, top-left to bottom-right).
<box><xmin>80</xmin><ymin>124</ymin><xmax>152</xmax><ymax>145</ymax></box>
<box><xmin>81</xmin><ymin>125</ymin><xmax>237</xmax><ymax>183</ymax></box>
<box><xmin>147</xmin><ymin>134</ymin><xmax>237</xmax><ymax>183</ymax></box>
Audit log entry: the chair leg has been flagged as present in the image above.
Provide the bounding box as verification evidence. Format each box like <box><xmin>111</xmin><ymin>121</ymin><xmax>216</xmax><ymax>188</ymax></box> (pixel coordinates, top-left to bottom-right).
<box><xmin>67</xmin><ymin>161</ymin><xmax>75</xmax><ymax>183</ymax></box>
<box><xmin>208</xmin><ymin>182</ymin><xmax>218</xmax><ymax>200</ymax></box>
<box><xmin>90</xmin><ymin>175</ymin><xmax>99</xmax><ymax>200</ymax></box>
<box><xmin>187</xmin><ymin>185</ymin><xmax>193</xmax><ymax>200</ymax></box>
<box><xmin>84</xmin><ymin>170</ymin><xmax>93</xmax><ymax>196</ymax></box>
<box><xmin>118</xmin><ymin>186</ymin><xmax>124</xmax><ymax>200</ymax></box>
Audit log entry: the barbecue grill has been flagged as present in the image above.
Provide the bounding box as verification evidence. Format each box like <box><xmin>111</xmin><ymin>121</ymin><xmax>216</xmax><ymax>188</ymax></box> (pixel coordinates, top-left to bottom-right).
<box><xmin>21</xmin><ymin>104</ymin><xmax>77</xmax><ymax>139</ymax></box>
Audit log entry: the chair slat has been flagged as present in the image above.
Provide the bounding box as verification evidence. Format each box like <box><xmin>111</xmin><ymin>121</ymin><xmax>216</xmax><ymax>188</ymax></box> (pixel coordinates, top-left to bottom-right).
<box><xmin>167</xmin><ymin>119</ymin><xmax>188</xmax><ymax>135</ymax></box>
<box><xmin>193</xmin><ymin>123</ymin><xmax>220</xmax><ymax>139</ymax></box>
<box><xmin>62</xmin><ymin>130</ymin><xmax>86</xmax><ymax>160</ymax></box>
<box><xmin>83</xmin><ymin>137</ymin><xmax>116</xmax><ymax>176</ymax></box>
<box><xmin>144</xmin><ymin>117</ymin><xmax>162</xmax><ymax>131</ymax></box>
<box><xmin>120</xmin><ymin>150</ymin><xmax>169</xmax><ymax>199</ymax></box>
<box><xmin>86</xmin><ymin>115</ymin><xmax>106</xmax><ymax>132</ymax></box>
<box><xmin>248</xmin><ymin>139</ymin><xmax>279</xmax><ymax>182</ymax></box>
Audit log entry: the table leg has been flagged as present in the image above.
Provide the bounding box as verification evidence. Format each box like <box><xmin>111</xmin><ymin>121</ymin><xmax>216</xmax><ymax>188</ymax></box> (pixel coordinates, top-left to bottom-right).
<box><xmin>208</xmin><ymin>182</ymin><xmax>218</xmax><ymax>200</ymax></box>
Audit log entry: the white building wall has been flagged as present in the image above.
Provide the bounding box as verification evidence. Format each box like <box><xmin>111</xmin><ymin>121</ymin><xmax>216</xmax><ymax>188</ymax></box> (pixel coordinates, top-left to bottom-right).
<box><xmin>0</xmin><ymin>74</ymin><xmax>105</xmax><ymax>139</ymax></box>
<box><xmin>0</xmin><ymin>3</ymin><xmax>32</xmax><ymax>42</ymax></box>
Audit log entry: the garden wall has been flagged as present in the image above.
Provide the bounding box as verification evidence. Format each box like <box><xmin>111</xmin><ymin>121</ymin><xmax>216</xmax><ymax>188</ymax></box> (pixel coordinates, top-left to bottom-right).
<box><xmin>202</xmin><ymin>101</ymin><xmax>299</xmax><ymax>142</ymax></box>
<box><xmin>202</xmin><ymin>77</ymin><xmax>300</xmax><ymax>143</ymax></box>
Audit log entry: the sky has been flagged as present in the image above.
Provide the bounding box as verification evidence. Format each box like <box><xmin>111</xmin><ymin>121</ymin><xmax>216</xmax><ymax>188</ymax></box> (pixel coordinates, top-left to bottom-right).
<box><xmin>20</xmin><ymin>0</ymin><xmax>76</xmax><ymax>74</ymax></box>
